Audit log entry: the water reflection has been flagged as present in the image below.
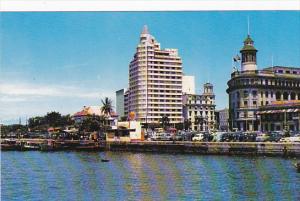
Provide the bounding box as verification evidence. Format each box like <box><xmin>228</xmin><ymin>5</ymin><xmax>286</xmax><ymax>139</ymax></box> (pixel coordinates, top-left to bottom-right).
<box><xmin>1</xmin><ymin>152</ymin><xmax>300</xmax><ymax>201</ymax></box>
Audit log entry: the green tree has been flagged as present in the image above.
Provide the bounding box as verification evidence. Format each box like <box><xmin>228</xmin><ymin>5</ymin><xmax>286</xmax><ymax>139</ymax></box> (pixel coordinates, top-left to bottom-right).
<box><xmin>184</xmin><ymin>119</ymin><xmax>191</xmax><ymax>130</ymax></box>
<box><xmin>28</xmin><ymin>116</ymin><xmax>46</xmax><ymax>130</ymax></box>
<box><xmin>79</xmin><ymin>116</ymin><xmax>101</xmax><ymax>132</ymax></box>
<box><xmin>45</xmin><ymin>111</ymin><xmax>62</xmax><ymax>127</ymax></box>
<box><xmin>160</xmin><ymin>115</ymin><xmax>170</xmax><ymax>130</ymax></box>
<box><xmin>101</xmin><ymin>97</ymin><xmax>113</xmax><ymax>116</ymax></box>
<box><xmin>100</xmin><ymin>97</ymin><xmax>113</xmax><ymax>130</ymax></box>
<box><xmin>60</xmin><ymin>114</ymin><xmax>74</xmax><ymax>126</ymax></box>
<box><xmin>175</xmin><ymin>123</ymin><xmax>184</xmax><ymax>130</ymax></box>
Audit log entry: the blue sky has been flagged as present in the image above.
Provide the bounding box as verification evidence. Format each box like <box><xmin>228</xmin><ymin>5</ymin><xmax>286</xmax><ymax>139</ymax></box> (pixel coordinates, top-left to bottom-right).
<box><xmin>1</xmin><ymin>11</ymin><xmax>300</xmax><ymax>124</ymax></box>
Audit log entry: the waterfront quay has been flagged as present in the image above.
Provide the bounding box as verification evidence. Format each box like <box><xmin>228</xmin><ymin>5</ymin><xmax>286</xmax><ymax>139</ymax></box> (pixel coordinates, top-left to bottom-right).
<box><xmin>2</xmin><ymin>138</ymin><xmax>300</xmax><ymax>157</ymax></box>
<box><xmin>106</xmin><ymin>141</ymin><xmax>300</xmax><ymax>157</ymax></box>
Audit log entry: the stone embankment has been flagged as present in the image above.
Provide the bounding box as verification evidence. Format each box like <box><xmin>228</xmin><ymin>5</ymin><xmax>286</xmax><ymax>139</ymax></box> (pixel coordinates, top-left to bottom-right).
<box><xmin>1</xmin><ymin>139</ymin><xmax>300</xmax><ymax>156</ymax></box>
<box><xmin>105</xmin><ymin>141</ymin><xmax>300</xmax><ymax>157</ymax></box>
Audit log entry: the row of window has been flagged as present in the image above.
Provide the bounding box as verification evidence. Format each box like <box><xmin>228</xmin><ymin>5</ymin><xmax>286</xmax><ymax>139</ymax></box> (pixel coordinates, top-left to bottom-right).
<box><xmin>148</xmin><ymin>71</ymin><xmax>181</xmax><ymax>75</ymax></box>
<box><xmin>189</xmin><ymin>111</ymin><xmax>214</xmax><ymax>117</ymax></box>
<box><xmin>231</xmin><ymin>78</ymin><xmax>300</xmax><ymax>88</ymax></box>
<box><xmin>276</xmin><ymin>69</ymin><xmax>299</xmax><ymax>75</ymax></box>
<box><xmin>148</xmin><ymin>75</ymin><xmax>182</xmax><ymax>79</ymax></box>
<box><xmin>188</xmin><ymin>106</ymin><xmax>215</xmax><ymax>111</ymax></box>
<box><xmin>148</xmin><ymin>90</ymin><xmax>182</xmax><ymax>93</ymax></box>
<box><xmin>234</xmin><ymin>90</ymin><xmax>300</xmax><ymax>101</ymax></box>
<box><xmin>261</xmin><ymin>112</ymin><xmax>299</xmax><ymax>121</ymax></box>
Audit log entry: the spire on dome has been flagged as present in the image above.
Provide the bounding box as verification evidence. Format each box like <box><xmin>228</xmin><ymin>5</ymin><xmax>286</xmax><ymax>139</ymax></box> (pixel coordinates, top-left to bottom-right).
<box><xmin>141</xmin><ymin>25</ymin><xmax>149</xmax><ymax>34</ymax></box>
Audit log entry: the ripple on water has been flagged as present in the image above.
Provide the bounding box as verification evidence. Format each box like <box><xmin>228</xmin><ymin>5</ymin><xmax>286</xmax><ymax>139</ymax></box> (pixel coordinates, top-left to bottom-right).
<box><xmin>1</xmin><ymin>152</ymin><xmax>300</xmax><ymax>201</ymax></box>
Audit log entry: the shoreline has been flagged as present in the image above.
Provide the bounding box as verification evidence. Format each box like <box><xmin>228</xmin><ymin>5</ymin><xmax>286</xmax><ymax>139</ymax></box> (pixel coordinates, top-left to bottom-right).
<box><xmin>1</xmin><ymin>138</ymin><xmax>300</xmax><ymax>157</ymax></box>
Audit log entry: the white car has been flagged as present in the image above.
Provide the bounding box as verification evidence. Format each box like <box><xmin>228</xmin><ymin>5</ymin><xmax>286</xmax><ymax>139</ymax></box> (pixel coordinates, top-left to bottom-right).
<box><xmin>192</xmin><ymin>133</ymin><xmax>204</xmax><ymax>141</ymax></box>
<box><xmin>279</xmin><ymin>135</ymin><xmax>300</xmax><ymax>142</ymax></box>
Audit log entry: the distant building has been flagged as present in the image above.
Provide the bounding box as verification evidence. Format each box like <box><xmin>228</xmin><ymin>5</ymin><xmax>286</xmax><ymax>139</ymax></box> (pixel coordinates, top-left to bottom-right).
<box><xmin>106</xmin><ymin>120</ymin><xmax>143</xmax><ymax>142</ymax></box>
<box><xmin>72</xmin><ymin>106</ymin><xmax>118</xmax><ymax>124</ymax></box>
<box><xmin>182</xmin><ymin>75</ymin><xmax>195</xmax><ymax>94</ymax></box>
<box><xmin>216</xmin><ymin>108</ymin><xmax>229</xmax><ymax>131</ymax></box>
<box><xmin>183</xmin><ymin>83</ymin><xmax>216</xmax><ymax>131</ymax></box>
<box><xmin>124</xmin><ymin>90</ymin><xmax>129</xmax><ymax>119</ymax></box>
<box><xmin>116</xmin><ymin>88</ymin><xmax>127</xmax><ymax>119</ymax></box>
<box><xmin>127</xmin><ymin>25</ymin><xmax>183</xmax><ymax>124</ymax></box>
<box><xmin>227</xmin><ymin>34</ymin><xmax>300</xmax><ymax>131</ymax></box>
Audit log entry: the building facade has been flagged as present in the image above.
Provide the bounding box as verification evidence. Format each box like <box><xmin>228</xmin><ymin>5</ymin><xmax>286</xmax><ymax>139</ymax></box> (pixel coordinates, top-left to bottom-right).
<box><xmin>127</xmin><ymin>26</ymin><xmax>183</xmax><ymax>124</ymax></box>
<box><xmin>257</xmin><ymin>101</ymin><xmax>300</xmax><ymax>132</ymax></box>
<box><xmin>183</xmin><ymin>83</ymin><xmax>216</xmax><ymax>131</ymax></box>
<box><xmin>216</xmin><ymin>108</ymin><xmax>229</xmax><ymax>131</ymax></box>
<box><xmin>227</xmin><ymin>34</ymin><xmax>300</xmax><ymax>131</ymax></box>
<box><xmin>116</xmin><ymin>88</ymin><xmax>126</xmax><ymax>119</ymax></box>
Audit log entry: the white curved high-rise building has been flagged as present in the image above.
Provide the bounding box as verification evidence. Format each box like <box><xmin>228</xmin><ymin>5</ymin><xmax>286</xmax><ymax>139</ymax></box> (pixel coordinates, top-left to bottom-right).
<box><xmin>128</xmin><ymin>25</ymin><xmax>183</xmax><ymax>124</ymax></box>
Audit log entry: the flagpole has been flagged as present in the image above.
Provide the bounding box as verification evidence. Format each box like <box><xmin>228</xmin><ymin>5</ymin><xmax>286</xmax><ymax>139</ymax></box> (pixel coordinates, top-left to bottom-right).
<box><xmin>247</xmin><ymin>16</ymin><xmax>250</xmax><ymax>35</ymax></box>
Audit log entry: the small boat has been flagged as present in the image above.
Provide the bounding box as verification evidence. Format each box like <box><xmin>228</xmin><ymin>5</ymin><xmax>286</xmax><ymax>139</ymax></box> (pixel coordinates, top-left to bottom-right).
<box><xmin>294</xmin><ymin>162</ymin><xmax>300</xmax><ymax>172</ymax></box>
<box><xmin>1</xmin><ymin>139</ymin><xmax>20</xmax><ymax>151</ymax></box>
<box><xmin>101</xmin><ymin>159</ymin><xmax>110</xmax><ymax>162</ymax></box>
<box><xmin>22</xmin><ymin>142</ymin><xmax>40</xmax><ymax>151</ymax></box>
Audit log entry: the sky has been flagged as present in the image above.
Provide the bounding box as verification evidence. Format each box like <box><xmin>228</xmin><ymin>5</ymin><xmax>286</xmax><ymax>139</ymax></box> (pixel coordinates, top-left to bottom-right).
<box><xmin>1</xmin><ymin>11</ymin><xmax>300</xmax><ymax>124</ymax></box>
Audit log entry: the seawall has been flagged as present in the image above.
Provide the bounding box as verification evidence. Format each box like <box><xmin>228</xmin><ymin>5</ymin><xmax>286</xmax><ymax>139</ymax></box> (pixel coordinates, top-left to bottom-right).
<box><xmin>105</xmin><ymin>141</ymin><xmax>300</xmax><ymax>157</ymax></box>
<box><xmin>2</xmin><ymin>139</ymin><xmax>300</xmax><ymax>157</ymax></box>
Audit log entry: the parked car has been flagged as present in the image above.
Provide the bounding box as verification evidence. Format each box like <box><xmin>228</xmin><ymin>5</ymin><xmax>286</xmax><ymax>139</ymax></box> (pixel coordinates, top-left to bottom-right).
<box><xmin>279</xmin><ymin>134</ymin><xmax>300</xmax><ymax>142</ymax></box>
<box><xmin>192</xmin><ymin>133</ymin><xmax>204</xmax><ymax>141</ymax></box>
<box><xmin>174</xmin><ymin>133</ymin><xmax>183</xmax><ymax>141</ymax></box>
<box><xmin>212</xmin><ymin>132</ymin><xmax>227</xmax><ymax>142</ymax></box>
<box><xmin>256</xmin><ymin>133</ymin><xmax>270</xmax><ymax>142</ymax></box>
<box><xmin>160</xmin><ymin>133</ymin><xmax>173</xmax><ymax>141</ymax></box>
<box><xmin>202</xmin><ymin>133</ymin><xmax>214</xmax><ymax>142</ymax></box>
<box><xmin>243</xmin><ymin>132</ymin><xmax>258</xmax><ymax>142</ymax></box>
<box><xmin>150</xmin><ymin>133</ymin><xmax>163</xmax><ymax>141</ymax></box>
<box><xmin>181</xmin><ymin>131</ymin><xmax>195</xmax><ymax>141</ymax></box>
<box><xmin>268</xmin><ymin>131</ymin><xmax>284</xmax><ymax>142</ymax></box>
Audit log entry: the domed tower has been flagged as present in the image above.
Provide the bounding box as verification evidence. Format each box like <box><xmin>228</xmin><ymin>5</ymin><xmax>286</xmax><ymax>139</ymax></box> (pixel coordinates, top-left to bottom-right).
<box><xmin>240</xmin><ymin>35</ymin><xmax>258</xmax><ymax>71</ymax></box>
<box><xmin>203</xmin><ymin>83</ymin><xmax>213</xmax><ymax>95</ymax></box>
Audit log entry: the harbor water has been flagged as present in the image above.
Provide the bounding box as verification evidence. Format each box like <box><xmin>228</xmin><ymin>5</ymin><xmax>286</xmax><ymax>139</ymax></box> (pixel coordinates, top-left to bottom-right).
<box><xmin>1</xmin><ymin>151</ymin><xmax>300</xmax><ymax>201</ymax></box>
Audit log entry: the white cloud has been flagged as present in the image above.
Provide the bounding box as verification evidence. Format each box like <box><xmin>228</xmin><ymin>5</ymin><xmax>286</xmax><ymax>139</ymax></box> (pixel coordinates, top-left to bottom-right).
<box><xmin>0</xmin><ymin>82</ymin><xmax>116</xmax><ymax>124</ymax></box>
<box><xmin>0</xmin><ymin>83</ymin><xmax>114</xmax><ymax>101</ymax></box>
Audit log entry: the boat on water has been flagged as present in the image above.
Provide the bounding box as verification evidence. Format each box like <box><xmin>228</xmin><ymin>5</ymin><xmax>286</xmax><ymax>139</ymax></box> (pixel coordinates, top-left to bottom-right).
<box><xmin>21</xmin><ymin>142</ymin><xmax>40</xmax><ymax>151</ymax></box>
<box><xmin>1</xmin><ymin>139</ymin><xmax>20</xmax><ymax>151</ymax></box>
<box><xmin>101</xmin><ymin>159</ymin><xmax>109</xmax><ymax>162</ymax></box>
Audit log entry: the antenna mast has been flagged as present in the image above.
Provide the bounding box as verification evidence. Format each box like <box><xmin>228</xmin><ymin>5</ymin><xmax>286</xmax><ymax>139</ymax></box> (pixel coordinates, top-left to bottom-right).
<box><xmin>247</xmin><ymin>16</ymin><xmax>250</xmax><ymax>35</ymax></box>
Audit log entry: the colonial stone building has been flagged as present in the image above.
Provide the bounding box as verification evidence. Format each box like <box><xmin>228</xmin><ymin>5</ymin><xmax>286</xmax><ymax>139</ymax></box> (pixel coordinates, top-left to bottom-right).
<box><xmin>183</xmin><ymin>83</ymin><xmax>216</xmax><ymax>131</ymax></box>
<box><xmin>227</xmin><ymin>34</ymin><xmax>300</xmax><ymax>131</ymax></box>
<box><xmin>257</xmin><ymin>100</ymin><xmax>300</xmax><ymax>132</ymax></box>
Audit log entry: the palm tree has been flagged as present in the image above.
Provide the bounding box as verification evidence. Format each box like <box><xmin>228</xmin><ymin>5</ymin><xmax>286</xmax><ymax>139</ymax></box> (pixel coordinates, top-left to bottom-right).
<box><xmin>100</xmin><ymin>97</ymin><xmax>113</xmax><ymax>129</ymax></box>
<box><xmin>101</xmin><ymin>97</ymin><xmax>113</xmax><ymax>116</ymax></box>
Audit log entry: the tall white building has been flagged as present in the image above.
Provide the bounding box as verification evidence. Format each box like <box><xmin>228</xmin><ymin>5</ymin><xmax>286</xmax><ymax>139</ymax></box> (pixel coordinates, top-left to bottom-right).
<box><xmin>182</xmin><ymin>75</ymin><xmax>195</xmax><ymax>94</ymax></box>
<box><xmin>128</xmin><ymin>25</ymin><xmax>183</xmax><ymax>124</ymax></box>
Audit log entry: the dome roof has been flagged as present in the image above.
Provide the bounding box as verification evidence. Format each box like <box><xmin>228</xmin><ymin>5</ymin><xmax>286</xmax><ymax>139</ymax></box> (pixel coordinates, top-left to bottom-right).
<box><xmin>240</xmin><ymin>35</ymin><xmax>257</xmax><ymax>52</ymax></box>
